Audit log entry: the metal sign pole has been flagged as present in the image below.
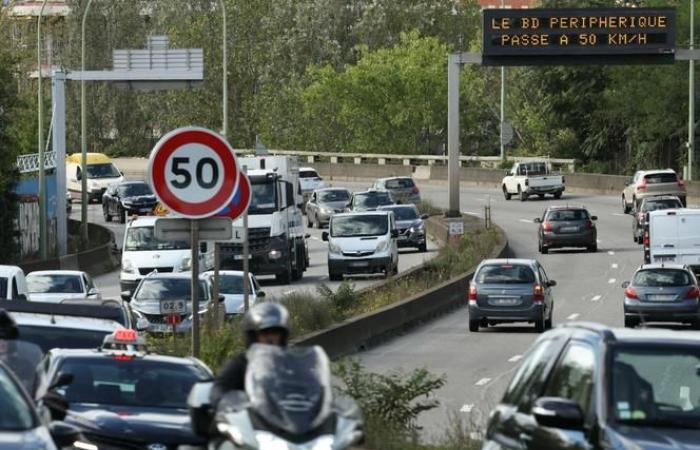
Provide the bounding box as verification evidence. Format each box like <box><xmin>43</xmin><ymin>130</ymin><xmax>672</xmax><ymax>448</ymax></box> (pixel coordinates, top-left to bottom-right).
<box><xmin>212</xmin><ymin>245</ymin><xmax>220</xmax><ymax>324</ymax></box>
<box><xmin>191</xmin><ymin>219</ymin><xmax>200</xmax><ymax>357</ymax></box>
<box><xmin>242</xmin><ymin>166</ymin><xmax>250</xmax><ymax>312</ymax></box>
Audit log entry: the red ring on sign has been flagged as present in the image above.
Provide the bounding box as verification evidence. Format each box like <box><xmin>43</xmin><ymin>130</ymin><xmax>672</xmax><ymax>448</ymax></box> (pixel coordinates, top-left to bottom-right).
<box><xmin>217</xmin><ymin>171</ymin><xmax>251</xmax><ymax>220</ymax></box>
<box><xmin>150</xmin><ymin>129</ymin><xmax>238</xmax><ymax>217</ymax></box>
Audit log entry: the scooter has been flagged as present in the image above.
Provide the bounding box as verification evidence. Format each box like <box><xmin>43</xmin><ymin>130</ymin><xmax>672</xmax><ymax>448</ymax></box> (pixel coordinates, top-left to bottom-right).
<box><xmin>187</xmin><ymin>344</ymin><xmax>363</xmax><ymax>450</ymax></box>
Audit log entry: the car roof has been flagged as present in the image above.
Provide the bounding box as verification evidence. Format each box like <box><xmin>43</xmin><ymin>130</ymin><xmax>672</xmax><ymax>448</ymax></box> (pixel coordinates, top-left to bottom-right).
<box><xmin>314</xmin><ymin>187</ymin><xmax>349</xmax><ymax>193</ymax></box>
<box><xmin>143</xmin><ymin>272</ymin><xmax>208</xmax><ymax>281</ymax></box>
<box><xmin>204</xmin><ymin>270</ymin><xmax>249</xmax><ymax>277</ymax></box>
<box><xmin>545</xmin><ymin>205</ymin><xmax>589</xmax><ymax>211</ymax></box>
<box><xmin>26</xmin><ymin>270</ymin><xmax>85</xmax><ymax>277</ymax></box>
<box><xmin>13</xmin><ymin>312</ymin><xmax>120</xmax><ymax>332</ymax></box>
<box><xmin>118</xmin><ymin>181</ymin><xmax>148</xmax><ymax>186</ymax></box>
<box><xmin>640</xmin><ymin>169</ymin><xmax>677</xmax><ymax>175</ymax></box>
<box><xmin>378</xmin><ymin>176</ymin><xmax>413</xmax><ymax>181</ymax></box>
<box><xmin>479</xmin><ymin>258</ymin><xmax>536</xmax><ymax>266</ymax></box>
<box><xmin>0</xmin><ymin>265</ymin><xmax>24</xmax><ymax>277</ymax></box>
<box><xmin>637</xmin><ymin>263</ymin><xmax>689</xmax><ymax>271</ymax></box>
<box><xmin>127</xmin><ymin>216</ymin><xmax>158</xmax><ymax>227</ymax></box>
<box><xmin>378</xmin><ymin>204</ymin><xmax>417</xmax><ymax>210</ymax></box>
<box><xmin>332</xmin><ymin>211</ymin><xmax>391</xmax><ymax>218</ymax></box>
<box><xmin>48</xmin><ymin>348</ymin><xmax>210</xmax><ymax>367</ymax></box>
<box><xmin>641</xmin><ymin>195</ymin><xmax>681</xmax><ymax>202</ymax></box>
<box><xmin>299</xmin><ymin>167</ymin><xmax>318</xmax><ymax>171</ymax></box>
<box><xmin>610</xmin><ymin>327</ymin><xmax>700</xmax><ymax>344</ymax></box>
<box><xmin>355</xmin><ymin>190</ymin><xmax>390</xmax><ymax>195</ymax></box>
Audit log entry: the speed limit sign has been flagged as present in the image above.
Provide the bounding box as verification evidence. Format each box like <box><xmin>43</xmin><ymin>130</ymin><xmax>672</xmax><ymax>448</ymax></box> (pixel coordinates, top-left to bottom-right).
<box><xmin>147</xmin><ymin>127</ymin><xmax>239</xmax><ymax>218</ymax></box>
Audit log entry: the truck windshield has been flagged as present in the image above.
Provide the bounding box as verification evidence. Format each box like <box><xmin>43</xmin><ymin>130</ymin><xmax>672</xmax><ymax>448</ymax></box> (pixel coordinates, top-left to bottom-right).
<box><xmin>87</xmin><ymin>163</ymin><xmax>121</xmax><ymax>179</ymax></box>
<box><xmin>125</xmin><ymin>226</ymin><xmax>189</xmax><ymax>251</ymax></box>
<box><xmin>332</xmin><ymin>215</ymin><xmax>388</xmax><ymax>237</ymax></box>
<box><xmin>249</xmin><ymin>181</ymin><xmax>278</xmax><ymax>215</ymax></box>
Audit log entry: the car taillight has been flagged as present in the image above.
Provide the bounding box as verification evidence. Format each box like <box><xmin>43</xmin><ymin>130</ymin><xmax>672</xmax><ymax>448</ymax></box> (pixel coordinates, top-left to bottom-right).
<box><xmin>643</xmin><ymin>231</ymin><xmax>650</xmax><ymax>246</ymax></box>
<box><xmin>113</xmin><ymin>354</ymin><xmax>134</xmax><ymax>361</ymax></box>
<box><xmin>585</xmin><ymin>219</ymin><xmax>595</xmax><ymax>229</ymax></box>
<box><xmin>637</xmin><ymin>212</ymin><xmax>645</xmax><ymax>221</ymax></box>
<box><xmin>543</xmin><ymin>222</ymin><xmax>552</xmax><ymax>232</ymax></box>
<box><xmin>468</xmin><ymin>284</ymin><xmax>477</xmax><ymax>303</ymax></box>
<box><xmin>637</xmin><ymin>178</ymin><xmax>647</xmax><ymax>192</ymax></box>
<box><xmin>412</xmin><ymin>186</ymin><xmax>419</xmax><ymax>195</ymax></box>
<box><xmin>686</xmin><ymin>287</ymin><xmax>700</xmax><ymax>300</ymax></box>
<box><xmin>625</xmin><ymin>287</ymin><xmax>639</xmax><ymax>299</ymax></box>
<box><xmin>533</xmin><ymin>284</ymin><xmax>544</xmax><ymax>302</ymax></box>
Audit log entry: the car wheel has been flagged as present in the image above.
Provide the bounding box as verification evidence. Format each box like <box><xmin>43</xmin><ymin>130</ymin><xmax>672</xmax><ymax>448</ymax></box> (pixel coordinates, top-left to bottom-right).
<box><xmin>103</xmin><ymin>205</ymin><xmax>111</xmax><ymax>222</ymax></box>
<box><xmin>537</xmin><ymin>194</ymin><xmax>545</xmax><ymax>199</ymax></box>
<box><xmin>118</xmin><ymin>206</ymin><xmax>126</xmax><ymax>224</ymax></box>
<box><xmin>624</xmin><ymin>316</ymin><xmax>638</xmax><ymax>328</ymax></box>
<box><xmin>691</xmin><ymin>319</ymin><xmax>700</xmax><ymax>330</ymax></box>
<box><xmin>553</xmin><ymin>192</ymin><xmax>562</xmax><ymax>200</ymax></box>
<box><xmin>392</xmin><ymin>263</ymin><xmax>399</xmax><ymax>275</ymax></box>
<box><xmin>587</xmin><ymin>244</ymin><xmax>597</xmax><ymax>253</ymax></box>
<box><xmin>418</xmin><ymin>242</ymin><xmax>427</xmax><ymax>252</ymax></box>
<box><xmin>502</xmin><ymin>186</ymin><xmax>511</xmax><ymax>200</ymax></box>
<box><xmin>540</xmin><ymin>244</ymin><xmax>548</xmax><ymax>255</ymax></box>
<box><xmin>276</xmin><ymin>259</ymin><xmax>293</xmax><ymax>284</ymax></box>
<box><xmin>534</xmin><ymin>316</ymin><xmax>545</xmax><ymax>333</ymax></box>
<box><xmin>622</xmin><ymin>196</ymin><xmax>630</xmax><ymax>214</ymax></box>
<box><xmin>518</xmin><ymin>186</ymin><xmax>528</xmax><ymax>202</ymax></box>
<box><xmin>469</xmin><ymin>320</ymin><xmax>479</xmax><ymax>332</ymax></box>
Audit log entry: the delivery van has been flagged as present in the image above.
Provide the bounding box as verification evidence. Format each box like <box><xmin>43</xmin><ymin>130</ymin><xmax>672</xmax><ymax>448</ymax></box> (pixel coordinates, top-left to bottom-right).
<box><xmin>66</xmin><ymin>153</ymin><xmax>124</xmax><ymax>202</ymax></box>
<box><xmin>644</xmin><ymin>208</ymin><xmax>700</xmax><ymax>274</ymax></box>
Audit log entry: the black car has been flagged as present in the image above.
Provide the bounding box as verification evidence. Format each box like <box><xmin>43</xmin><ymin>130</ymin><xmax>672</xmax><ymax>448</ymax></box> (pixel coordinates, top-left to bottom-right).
<box><xmin>34</xmin><ymin>330</ymin><xmax>213</xmax><ymax>449</ymax></box>
<box><xmin>484</xmin><ymin>322</ymin><xmax>700</xmax><ymax>450</ymax></box>
<box><xmin>102</xmin><ymin>181</ymin><xmax>157</xmax><ymax>223</ymax></box>
<box><xmin>632</xmin><ymin>195</ymin><xmax>683</xmax><ymax>244</ymax></box>
<box><xmin>535</xmin><ymin>206</ymin><xmax>597</xmax><ymax>254</ymax></box>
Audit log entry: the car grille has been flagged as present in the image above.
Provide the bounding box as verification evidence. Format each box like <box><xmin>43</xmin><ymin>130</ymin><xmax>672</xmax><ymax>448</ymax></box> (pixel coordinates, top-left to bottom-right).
<box><xmin>399</xmin><ymin>228</ymin><xmax>410</xmax><ymax>235</ymax></box>
<box><xmin>342</xmin><ymin>251</ymin><xmax>374</xmax><ymax>257</ymax></box>
<box><xmin>138</xmin><ymin>267</ymin><xmax>174</xmax><ymax>276</ymax></box>
<box><xmin>221</xmin><ymin>227</ymin><xmax>271</xmax><ymax>254</ymax></box>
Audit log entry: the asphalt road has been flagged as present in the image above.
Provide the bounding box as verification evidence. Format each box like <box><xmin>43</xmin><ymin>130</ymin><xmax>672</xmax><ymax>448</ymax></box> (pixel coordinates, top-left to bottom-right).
<box><xmin>355</xmin><ymin>183</ymin><xmax>691</xmax><ymax>439</ymax></box>
<box><xmin>70</xmin><ymin>182</ymin><xmax>438</xmax><ymax>299</ymax></box>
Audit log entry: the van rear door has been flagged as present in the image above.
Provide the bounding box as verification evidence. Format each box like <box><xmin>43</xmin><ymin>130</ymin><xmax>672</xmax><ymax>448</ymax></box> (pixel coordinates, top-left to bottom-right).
<box><xmin>649</xmin><ymin>210</ymin><xmax>680</xmax><ymax>263</ymax></box>
<box><xmin>676</xmin><ymin>211</ymin><xmax>700</xmax><ymax>268</ymax></box>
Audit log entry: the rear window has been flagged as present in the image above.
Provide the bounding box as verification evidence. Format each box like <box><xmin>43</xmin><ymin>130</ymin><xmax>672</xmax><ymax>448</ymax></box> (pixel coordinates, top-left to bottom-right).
<box><xmin>18</xmin><ymin>325</ymin><xmax>112</xmax><ymax>353</ymax></box>
<box><xmin>633</xmin><ymin>269</ymin><xmax>693</xmax><ymax>287</ymax></box>
<box><xmin>27</xmin><ymin>274</ymin><xmax>83</xmax><ymax>294</ymax></box>
<box><xmin>546</xmin><ymin>209</ymin><xmax>589</xmax><ymax>221</ymax></box>
<box><xmin>299</xmin><ymin>170</ymin><xmax>320</xmax><ymax>178</ymax></box>
<box><xmin>644</xmin><ymin>173</ymin><xmax>678</xmax><ymax>184</ymax></box>
<box><xmin>520</xmin><ymin>163</ymin><xmax>547</xmax><ymax>176</ymax></box>
<box><xmin>476</xmin><ymin>264</ymin><xmax>536</xmax><ymax>284</ymax></box>
<box><xmin>642</xmin><ymin>199</ymin><xmax>682</xmax><ymax>212</ymax></box>
<box><xmin>385</xmin><ymin>178</ymin><xmax>415</xmax><ymax>189</ymax></box>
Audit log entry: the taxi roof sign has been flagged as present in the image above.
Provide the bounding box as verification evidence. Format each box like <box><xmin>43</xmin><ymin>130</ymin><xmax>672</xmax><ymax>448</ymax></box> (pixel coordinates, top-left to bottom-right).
<box><xmin>102</xmin><ymin>328</ymin><xmax>147</xmax><ymax>352</ymax></box>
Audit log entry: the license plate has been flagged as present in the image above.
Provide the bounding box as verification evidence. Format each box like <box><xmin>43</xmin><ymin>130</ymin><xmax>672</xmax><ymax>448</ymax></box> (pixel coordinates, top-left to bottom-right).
<box><xmin>234</xmin><ymin>254</ymin><xmax>252</xmax><ymax>260</ymax></box>
<box><xmin>160</xmin><ymin>299</ymin><xmax>186</xmax><ymax>314</ymax></box>
<box><xmin>140</xmin><ymin>208</ymin><xmax>152</xmax><ymax>213</ymax></box>
<box><xmin>350</xmin><ymin>261</ymin><xmax>369</xmax><ymax>267</ymax></box>
<box><xmin>656</xmin><ymin>255</ymin><xmax>676</xmax><ymax>262</ymax></box>
<box><xmin>398</xmin><ymin>235</ymin><xmax>408</xmax><ymax>241</ymax></box>
<box><xmin>647</xmin><ymin>294</ymin><xmax>675</xmax><ymax>301</ymax></box>
<box><xmin>489</xmin><ymin>298</ymin><xmax>521</xmax><ymax>306</ymax></box>
<box><xmin>560</xmin><ymin>226</ymin><xmax>578</xmax><ymax>233</ymax></box>
<box><xmin>150</xmin><ymin>323</ymin><xmax>172</xmax><ymax>333</ymax></box>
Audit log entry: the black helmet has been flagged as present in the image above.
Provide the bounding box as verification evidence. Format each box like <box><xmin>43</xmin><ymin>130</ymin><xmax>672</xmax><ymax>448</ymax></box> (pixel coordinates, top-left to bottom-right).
<box><xmin>242</xmin><ymin>302</ymin><xmax>290</xmax><ymax>347</ymax></box>
<box><xmin>0</xmin><ymin>310</ymin><xmax>18</xmax><ymax>340</ymax></box>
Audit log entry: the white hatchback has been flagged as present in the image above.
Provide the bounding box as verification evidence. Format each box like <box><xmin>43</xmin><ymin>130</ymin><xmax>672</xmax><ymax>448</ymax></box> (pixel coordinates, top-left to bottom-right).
<box><xmin>26</xmin><ymin>270</ymin><xmax>101</xmax><ymax>303</ymax></box>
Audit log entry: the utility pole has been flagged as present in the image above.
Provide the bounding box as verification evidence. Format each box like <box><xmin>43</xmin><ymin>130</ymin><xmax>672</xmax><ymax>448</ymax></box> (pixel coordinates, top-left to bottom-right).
<box><xmin>37</xmin><ymin>0</ymin><xmax>49</xmax><ymax>259</ymax></box>
<box><xmin>689</xmin><ymin>0</ymin><xmax>696</xmax><ymax>181</ymax></box>
<box><xmin>500</xmin><ymin>0</ymin><xmax>506</xmax><ymax>161</ymax></box>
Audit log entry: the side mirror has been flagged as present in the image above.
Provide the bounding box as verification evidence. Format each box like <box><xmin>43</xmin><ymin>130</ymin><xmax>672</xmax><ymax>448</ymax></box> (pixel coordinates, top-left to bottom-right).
<box><xmin>87</xmin><ymin>288</ymin><xmax>99</xmax><ymax>297</ymax></box>
<box><xmin>49</xmin><ymin>421</ymin><xmax>82</xmax><ymax>448</ymax></box>
<box><xmin>621</xmin><ymin>281</ymin><xmax>630</xmax><ymax>288</ymax></box>
<box><xmin>322</xmin><ymin>231</ymin><xmax>329</xmax><ymax>242</ymax></box>
<box><xmin>120</xmin><ymin>291</ymin><xmax>132</xmax><ymax>302</ymax></box>
<box><xmin>76</xmin><ymin>172</ymin><xmax>82</xmax><ymax>181</ymax></box>
<box><xmin>505</xmin><ymin>170</ymin><xmax>510</xmax><ymax>176</ymax></box>
<box><xmin>188</xmin><ymin>382</ymin><xmax>214</xmax><ymax>438</ymax></box>
<box><xmin>391</xmin><ymin>229</ymin><xmax>399</xmax><ymax>239</ymax></box>
<box><xmin>533</xmin><ymin>397</ymin><xmax>585</xmax><ymax>430</ymax></box>
<box><xmin>200</xmin><ymin>242</ymin><xmax>208</xmax><ymax>253</ymax></box>
<box><xmin>257</xmin><ymin>291</ymin><xmax>266</xmax><ymax>298</ymax></box>
<box><xmin>136</xmin><ymin>317</ymin><xmax>150</xmax><ymax>331</ymax></box>
<box><xmin>547</xmin><ymin>280</ymin><xmax>557</xmax><ymax>287</ymax></box>
<box><xmin>218</xmin><ymin>294</ymin><xmax>226</xmax><ymax>303</ymax></box>
<box><xmin>421</xmin><ymin>214</ymin><xmax>429</xmax><ymax>220</ymax></box>
<box><xmin>16</xmin><ymin>293</ymin><xmax>27</xmax><ymax>301</ymax></box>
<box><xmin>591</xmin><ymin>216</ymin><xmax>598</xmax><ymax>221</ymax></box>
<box><xmin>533</xmin><ymin>218</ymin><xmax>542</xmax><ymax>223</ymax></box>
<box><xmin>284</xmin><ymin>181</ymin><xmax>295</xmax><ymax>208</ymax></box>
<box><xmin>49</xmin><ymin>372</ymin><xmax>74</xmax><ymax>391</ymax></box>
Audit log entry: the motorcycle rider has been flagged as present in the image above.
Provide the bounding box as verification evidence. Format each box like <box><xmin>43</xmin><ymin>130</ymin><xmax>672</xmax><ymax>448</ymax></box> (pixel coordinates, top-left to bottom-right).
<box><xmin>211</xmin><ymin>302</ymin><xmax>290</xmax><ymax>399</ymax></box>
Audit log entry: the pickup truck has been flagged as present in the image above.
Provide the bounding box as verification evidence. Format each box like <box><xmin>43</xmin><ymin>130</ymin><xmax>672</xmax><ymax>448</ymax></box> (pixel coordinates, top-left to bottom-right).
<box><xmin>502</xmin><ymin>161</ymin><xmax>565</xmax><ymax>201</ymax></box>
<box><xmin>0</xmin><ymin>265</ymin><xmax>28</xmax><ymax>300</ymax></box>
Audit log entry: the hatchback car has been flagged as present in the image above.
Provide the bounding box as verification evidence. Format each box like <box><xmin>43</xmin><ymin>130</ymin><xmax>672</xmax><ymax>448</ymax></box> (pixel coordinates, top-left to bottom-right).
<box><xmin>535</xmin><ymin>206</ymin><xmax>597</xmax><ymax>254</ymax></box>
<box><xmin>372</xmin><ymin>177</ymin><xmax>420</xmax><ymax>204</ymax></box>
<box><xmin>203</xmin><ymin>270</ymin><xmax>265</xmax><ymax>315</ymax></box>
<box><xmin>622</xmin><ymin>169</ymin><xmax>687</xmax><ymax>213</ymax></box>
<box><xmin>102</xmin><ymin>181</ymin><xmax>157</xmax><ymax>223</ymax></box>
<box><xmin>378</xmin><ymin>204</ymin><xmax>428</xmax><ymax>252</ymax></box>
<box><xmin>26</xmin><ymin>271</ymin><xmax>101</xmax><ymax>303</ymax></box>
<box><xmin>622</xmin><ymin>263</ymin><xmax>700</xmax><ymax>328</ymax></box>
<box><xmin>632</xmin><ymin>195</ymin><xmax>683</xmax><ymax>244</ymax></box>
<box><xmin>305</xmin><ymin>188</ymin><xmax>351</xmax><ymax>228</ymax></box>
<box><xmin>347</xmin><ymin>190</ymin><xmax>395</xmax><ymax>212</ymax></box>
<box><xmin>484</xmin><ymin>322</ymin><xmax>700</xmax><ymax>450</ymax></box>
<box><xmin>468</xmin><ymin>259</ymin><xmax>555</xmax><ymax>333</ymax></box>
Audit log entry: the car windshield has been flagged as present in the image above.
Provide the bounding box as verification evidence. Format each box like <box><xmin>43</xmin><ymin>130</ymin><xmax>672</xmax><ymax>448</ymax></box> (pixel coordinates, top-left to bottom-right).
<box><xmin>633</xmin><ymin>269</ymin><xmax>692</xmax><ymax>287</ymax></box>
<box><xmin>57</xmin><ymin>357</ymin><xmax>210</xmax><ymax>409</ymax></box>
<box><xmin>125</xmin><ymin>226</ymin><xmax>189</xmax><ymax>251</ymax></box>
<box><xmin>318</xmin><ymin>190</ymin><xmax>349</xmax><ymax>203</ymax></box>
<box><xmin>249</xmin><ymin>181</ymin><xmax>277</xmax><ymax>214</ymax></box>
<box><xmin>27</xmin><ymin>274</ymin><xmax>83</xmax><ymax>294</ymax></box>
<box><xmin>119</xmin><ymin>183</ymin><xmax>152</xmax><ymax>197</ymax></box>
<box><xmin>645</xmin><ymin>173</ymin><xmax>678</xmax><ymax>184</ymax></box>
<box><xmin>385</xmin><ymin>178</ymin><xmax>415</xmax><ymax>189</ymax></box>
<box><xmin>134</xmin><ymin>279</ymin><xmax>208</xmax><ymax>301</ymax></box>
<box><xmin>354</xmin><ymin>193</ymin><xmax>393</xmax><ymax>209</ymax></box>
<box><xmin>0</xmin><ymin>366</ymin><xmax>36</xmax><ymax>431</ymax></box>
<box><xmin>86</xmin><ymin>163</ymin><xmax>120</xmax><ymax>179</ymax></box>
<box><xmin>643</xmin><ymin>199</ymin><xmax>682</xmax><ymax>212</ymax></box>
<box><xmin>18</xmin><ymin>325</ymin><xmax>112</xmax><ymax>353</ymax></box>
<box><xmin>218</xmin><ymin>275</ymin><xmax>253</xmax><ymax>295</ymax></box>
<box><xmin>611</xmin><ymin>345</ymin><xmax>700</xmax><ymax>429</ymax></box>
<box><xmin>299</xmin><ymin>170</ymin><xmax>319</xmax><ymax>178</ymax></box>
<box><xmin>332</xmin><ymin>215</ymin><xmax>388</xmax><ymax>237</ymax></box>
<box><xmin>546</xmin><ymin>209</ymin><xmax>589</xmax><ymax>221</ymax></box>
<box><xmin>476</xmin><ymin>264</ymin><xmax>536</xmax><ymax>284</ymax></box>
<box><xmin>384</xmin><ymin>207</ymin><xmax>418</xmax><ymax>221</ymax></box>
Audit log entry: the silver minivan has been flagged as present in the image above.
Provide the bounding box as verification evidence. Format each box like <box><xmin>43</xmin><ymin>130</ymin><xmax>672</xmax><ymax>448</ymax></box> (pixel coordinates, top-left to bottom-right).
<box><xmin>322</xmin><ymin>211</ymin><xmax>399</xmax><ymax>281</ymax></box>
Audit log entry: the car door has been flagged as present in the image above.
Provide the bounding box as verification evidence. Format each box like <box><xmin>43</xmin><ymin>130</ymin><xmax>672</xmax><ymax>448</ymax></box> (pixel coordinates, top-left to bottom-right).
<box><xmin>625</xmin><ymin>171</ymin><xmax>640</xmax><ymax>202</ymax></box>
<box><xmin>521</xmin><ymin>341</ymin><xmax>597</xmax><ymax>450</ymax></box>
<box><xmin>506</xmin><ymin>166</ymin><xmax>519</xmax><ymax>192</ymax></box>
<box><xmin>308</xmin><ymin>192</ymin><xmax>317</xmax><ymax>220</ymax></box>
<box><xmin>484</xmin><ymin>335</ymin><xmax>566</xmax><ymax>450</ymax></box>
<box><xmin>537</xmin><ymin>264</ymin><xmax>553</xmax><ymax>313</ymax></box>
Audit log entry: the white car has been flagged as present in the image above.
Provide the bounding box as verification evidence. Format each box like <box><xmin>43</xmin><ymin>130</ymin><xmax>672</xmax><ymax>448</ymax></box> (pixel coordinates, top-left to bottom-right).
<box><xmin>299</xmin><ymin>167</ymin><xmax>326</xmax><ymax>210</ymax></box>
<box><xmin>0</xmin><ymin>265</ymin><xmax>28</xmax><ymax>300</ymax></box>
<box><xmin>26</xmin><ymin>270</ymin><xmax>101</xmax><ymax>303</ymax></box>
<box><xmin>204</xmin><ymin>270</ymin><xmax>266</xmax><ymax>315</ymax></box>
<box><xmin>644</xmin><ymin>208</ymin><xmax>700</xmax><ymax>271</ymax></box>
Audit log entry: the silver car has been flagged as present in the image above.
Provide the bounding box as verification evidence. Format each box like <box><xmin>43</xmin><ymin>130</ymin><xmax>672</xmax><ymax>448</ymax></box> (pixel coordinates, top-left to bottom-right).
<box><xmin>373</xmin><ymin>177</ymin><xmax>421</xmax><ymax>204</ymax></box>
<box><xmin>305</xmin><ymin>188</ymin><xmax>351</xmax><ymax>228</ymax></box>
<box><xmin>468</xmin><ymin>258</ymin><xmax>555</xmax><ymax>333</ymax></box>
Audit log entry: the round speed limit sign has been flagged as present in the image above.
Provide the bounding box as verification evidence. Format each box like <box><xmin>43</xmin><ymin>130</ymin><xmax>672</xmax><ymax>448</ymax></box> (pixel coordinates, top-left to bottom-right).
<box><xmin>147</xmin><ymin>127</ymin><xmax>240</xmax><ymax>218</ymax></box>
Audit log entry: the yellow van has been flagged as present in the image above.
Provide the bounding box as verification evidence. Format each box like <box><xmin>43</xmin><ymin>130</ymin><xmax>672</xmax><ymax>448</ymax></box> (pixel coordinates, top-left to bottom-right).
<box><xmin>66</xmin><ymin>153</ymin><xmax>124</xmax><ymax>202</ymax></box>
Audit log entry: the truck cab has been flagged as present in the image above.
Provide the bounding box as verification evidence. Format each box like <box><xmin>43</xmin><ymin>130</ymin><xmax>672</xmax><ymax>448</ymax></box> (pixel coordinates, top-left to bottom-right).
<box><xmin>0</xmin><ymin>265</ymin><xmax>28</xmax><ymax>300</ymax></box>
<box><xmin>66</xmin><ymin>153</ymin><xmax>124</xmax><ymax>202</ymax></box>
<box><xmin>219</xmin><ymin>156</ymin><xmax>309</xmax><ymax>284</ymax></box>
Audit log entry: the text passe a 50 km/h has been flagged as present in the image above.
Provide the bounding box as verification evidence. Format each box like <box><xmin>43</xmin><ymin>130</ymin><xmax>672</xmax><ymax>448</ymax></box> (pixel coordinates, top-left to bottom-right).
<box><xmin>482</xmin><ymin>8</ymin><xmax>676</xmax><ymax>66</ymax></box>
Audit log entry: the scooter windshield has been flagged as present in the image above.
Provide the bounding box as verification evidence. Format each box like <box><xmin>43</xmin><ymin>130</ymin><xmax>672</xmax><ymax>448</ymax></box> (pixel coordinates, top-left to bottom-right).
<box><xmin>0</xmin><ymin>339</ymin><xmax>43</xmax><ymax>393</ymax></box>
<box><xmin>245</xmin><ymin>344</ymin><xmax>332</xmax><ymax>436</ymax></box>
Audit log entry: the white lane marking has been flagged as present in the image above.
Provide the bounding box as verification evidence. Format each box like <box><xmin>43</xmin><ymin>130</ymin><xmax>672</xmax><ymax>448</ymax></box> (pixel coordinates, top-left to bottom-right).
<box><xmin>508</xmin><ymin>355</ymin><xmax>523</xmax><ymax>363</ymax></box>
<box><xmin>567</xmin><ymin>313</ymin><xmax>580</xmax><ymax>320</ymax></box>
<box><xmin>460</xmin><ymin>404</ymin><xmax>474</xmax><ymax>413</ymax></box>
<box><xmin>519</xmin><ymin>219</ymin><xmax>534</xmax><ymax>224</ymax></box>
<box><xmin>464</xmin><ymin>211</ymin><xmax>483</xmax><ymax>217</ymax></box>
<box><xmin>612</xmin><ymin>213</ymin><xmax>626</xmax><ymax>217</ymax></box>
<box><xmin>608</xmin><ymin>278</ymin><xmax>616</xmax><ymax>284</ymax></box>
<box><xmin>475</xmin><ymin>378</ymin><xmax>492</xmax><ymax>386</ymax></box>
<box><xmin>608</xmin><ymin>251</ymin><xmax>615</xmax><ymax>256</ymax></box>
<box><xmin>612</xmin><ymin>263</ymin><xmax>619</xmax><ymax>269</ymax></box>
<box><xmin>310</xmin><ymin>236</ymin><xmax>320</xmax><ymax>241</ymax></box>
<box><xmin>592</xmin><ymin>295</ymin><xmax>602</xmax><ymax>302</ymax></box>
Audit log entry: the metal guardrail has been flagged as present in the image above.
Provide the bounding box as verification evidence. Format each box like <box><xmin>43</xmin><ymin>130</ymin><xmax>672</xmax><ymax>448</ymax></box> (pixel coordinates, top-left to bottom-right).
<box><xmin>16</xmin><ymin>151</ymin><xmax>56</xmax><ymax>174</ymax></box>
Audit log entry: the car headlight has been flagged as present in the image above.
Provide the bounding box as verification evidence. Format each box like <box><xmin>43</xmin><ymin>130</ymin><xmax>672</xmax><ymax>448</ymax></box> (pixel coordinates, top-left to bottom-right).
<box><xmin>122</xmin><ymin>200</ymin><xmax>134</xmax><ymax>207</ymax></box>
<box><xmin>179</xmin><ymin>257</ymin><xmax>191</xmax><ymax>272</ymax></box>
<box><xmin>122</xmin><ymin>259</ymin><xmax>135</xmax><ymax>274</ymax></box>
<box><xmin>410</xmin><ymin>222</ymin><xmax>425</xmax><ymax>233</ymax></box>
<box><xmin>329</xmin><ymin>242</ymin><xmax>342</xmax><ymax>254</ymax></box>
<box><xmin>269</xmin><ymin>249</ymin><xmax>282</xmax><ymax>260</ymax></box>
<box><xmin>320</xmin><ymin>207</ymin><xmax>333</xmax><ymax>215</ymax></box>
<box><xmin>376</xmin><ymin>239</ymin><xmax>389</xmax><ymax>252</ymax></box>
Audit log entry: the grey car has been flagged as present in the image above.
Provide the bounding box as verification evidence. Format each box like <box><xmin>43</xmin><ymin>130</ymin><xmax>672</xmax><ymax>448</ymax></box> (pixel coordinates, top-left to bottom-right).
<box><xmin>347</xmin><ymin>190</ymin><xmax>394</xmax><ymax>212</ymax></box>
<box><xmin>535</xmin><ymin>206</ymin><xmax>597</xmax><ymax>254</ymax></box>
<box><xmin>622</xmin><ymin>263</ymin><xmax>700</xmax><ymax>328</ymax></box>
<box><xmin>378</xmin><ymin>204</ymin><xmax>428</xmax><ymax>252</ymax></box>
<box><xmin>372</xmin><ymin>177</ymin><xmax>421</xmax><ymax>204</ymax></box>
<box><xmin>305</xmin><ymin>188</ymin><xmax>351</xmax><ymax>228</ymax></box>
<box><xmin>468</xmin><ymin>259</ymin><xmax>555</xmax><ymax>333</ymax></box>
<box><xmin>632</xmin><ymin>195</ymin><xmax>683</xmax><ymax>244</ymax></box>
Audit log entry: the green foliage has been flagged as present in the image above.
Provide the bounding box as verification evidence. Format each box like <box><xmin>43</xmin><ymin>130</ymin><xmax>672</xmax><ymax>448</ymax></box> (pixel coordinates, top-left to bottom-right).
<box><xmin>316</xmin><ymin>281</ymin><xmax>358</xmax><ymax>320</ymax></box>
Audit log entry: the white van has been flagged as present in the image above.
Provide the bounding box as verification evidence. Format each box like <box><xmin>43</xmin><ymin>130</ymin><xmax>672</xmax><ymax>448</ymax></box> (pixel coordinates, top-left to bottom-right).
<box><xmin>120</xmin><ymin>216</ymin><xmax>215</xmax><ymax>292</ymax></box>
<box><xmin>322</xmin><ymin>211</ymin><xmax>399</xmax><ymax>281</ymax></box>
<box><xmin>66</xmin><ymin>153</ymin><xmax>124</xmax><ymax>202</ymax></box>
<box><xmin>644</xmin><ymin>208</ymin><xmax>700</xmax><ymax>272</ymax></box>
<box><xmin>0</xmin><ymin>265</ymin><xmax>28</xmax><ymax>300</ymax></box>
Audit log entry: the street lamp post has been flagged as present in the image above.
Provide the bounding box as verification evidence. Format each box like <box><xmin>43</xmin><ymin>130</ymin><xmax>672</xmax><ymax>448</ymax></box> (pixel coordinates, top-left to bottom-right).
<box><xmin>499</xmin><ymin>0</ymin><xmax>506</xmax><ymax>161</ymax></box>
<box><xmin>80</xmin><ymin>0</ymin><xmax>95</xmax><ymax>246</ymax></box>
<box><xmin>689</xmin><ymin>0</ymin><xmax>696</xmax><ymax>181</ymax></box>
<box><xmin>37</xmin><ymin>0</ymin><xmax>49</xmax><ymax>259</ymax></box>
